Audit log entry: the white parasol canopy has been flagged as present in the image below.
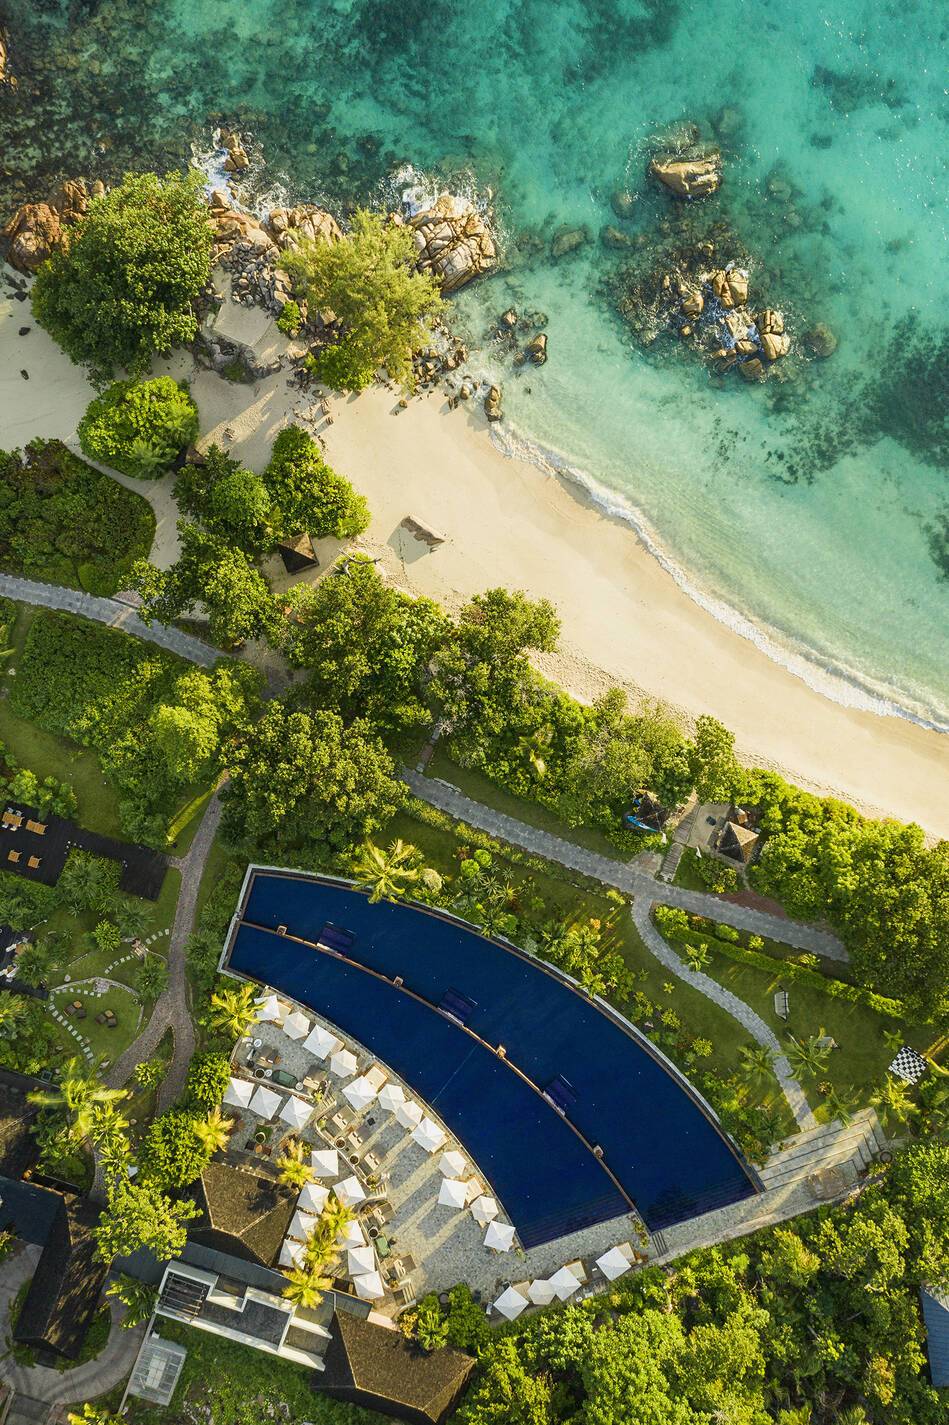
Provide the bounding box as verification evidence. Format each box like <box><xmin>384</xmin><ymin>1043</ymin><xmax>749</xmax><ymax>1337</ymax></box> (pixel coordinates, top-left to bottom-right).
<box><xmin>223</xmin><ymin>1076</ymin><xmax>253</xmax><ymax>1109</ymax></box>
<box><xmin>283</xmin><ymin>1009</ymin><xmax>311</xmax><ymax>1040</ymax></box>
<box><xmin>347</xmin><ymin>1245</ymin><xmax>376</xmax><ymax>1276</ymax></box>
<box><xmin>248</xmin><ymin>1085</ymin><xmax>282</xmax><ymax>1119</ymax></box>
<box><xmin>298</xmin><ymin>1181</ymin><xmax>329</xmax><ymax>1214</ymax></box>
<box><xmin>279</xmin><ymin>1095</ymin><xmax>312</xmax><ymax>1130</ymax></box>
<box><xmin>470</xmin><ymin>1195</ymin><xmax>499</xmax><ymax>1227</ymax></box>
<box><xmin>412</xmin><ymin>1117</ymin><xmax>446</xmax><ymax>1154</ymax></box>
<box><xmin>353</xmin><ymin>1270</ymin><xmax>385</xmax><ymax>1301</ymax></box>
<box><xmin>335</xmin><ymin>1175</ymin><xmax>366</xmax><ymax>1207</ymax></box>
<box><xmin>303</xmin><ymin>1024</ymin><xmax>342</xmax><ymax>1059</ymax></box>
<box><xmin>330</xmin><ymin>1048</ymin><xmax>358</xmax><ymax>1079</ymax></box>
<box><xmin>483</xmin><ymin>1221</ymin><xmax>516</xmax><ymax>1252</ymax></box>
<box><xmin>255</xmin><ymin>994</ymin><xmax>283</xmax><ymax>1024</ymax></box>
<box><xmin>337</xmin><ymin>1218</ymin><xmax>366</xmax><ymax>1248</ymax></box>
<box><xmin>311</xmin><ymin>1148</ymin><xmax>340</xmax><ymax>1178</ymax></box>
<box><xmin>595</xmin><ymin>1245</ymin><xmax>632</xmax><ymax>1281</ymax></box>
<box><xmin>437</xmin><ymin>1177</ymin><xmax>468</xmax><ymax>1210</ymax></box>
<box><xmin>395</xmin><ymin>1099</ymin><xmax>423</xmax><ymax>1130</ymax></box>
<box><xmin>439</xmin><ymin>1149</ymin><xmax>467</xmax><ymax>1179</ymax></box>
<box><xmin>343</xmin><ymin>1076</ymin><xmax>378</xmax><ymax>1112</ymax></box>
<box><xmin>279</xmin><ymin>1239</ymin><xmax>306</xmax><ymax>1268</ymax></box>
<box><xmin>548</xmin><ymin>1265</ymin><xmax>581</xmax><ymax>1300</ymax></box>
<box><xmin>493</xmin><ymin>1285</ymin><xmax>529</xmax><ymax>1320</ymax></box>
<box><xmin>288</xmin><ymin>1209</ymin><xmax>319</xmax><ymax>1241</ymax></box>
<box><xmin>527</xmin><ymin>1278</ymin><xmax>557</xmax><ymax>1305</ymax></box>
<box><xmin>377</xmin><ymin>1081</ymin><xmax>406</xmax><ymax>1114</ymax></box>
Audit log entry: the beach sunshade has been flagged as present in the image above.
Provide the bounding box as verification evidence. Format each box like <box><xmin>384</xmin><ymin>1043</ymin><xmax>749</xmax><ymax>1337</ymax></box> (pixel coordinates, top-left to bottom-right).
<box><xmin>596</xmin><ymin>1245</ymin><xmax>632</xmax><ymax>1281</ymax></box>
<box><xmin>396</xmin><ymin>1099</ymin><xmax>423</xmax><ymax>1130</ymax></box>
<box><xmin>248</xmin><ymin>1085</ymin><xmax>282</xmax><ymax>1119</ymax></box>
<box><xmin>279</xmin><ymin>1095</ymin><xmax>312</xmax><ymax>1130</ymax></box>
<box><xmin>343</xmin><ymin>1076</ymin><xmax>378</xmax><ymax>1112</ymax></box>
<box><xmin>347</xmin><ymin>1245</ymin><xmax>376</xmax><ymax>1276</ymax></box>
<box><xmin>484</xmin><ymin>1221</ymin><xmax>516</xmax><ymax>1252</ymax></box>
<box><xmin>377</xmin><ymin>1081</ymin><xmax>406</xmax><ymax>1114</ymax></box>
<box><xmin>364</xmin><ymin>1065</ymin><xmax>388</xmax><ymax>1091</ymax></box>
<box><xmin>330</xmin><ymin>1048</ymin><xmax>358</xmax><ymax>1079</ymax></box>
<box><xmin>298</xmin><ymin>1181</ymin><xmax>329</xmax><ymax>1214</ymax></box>
<box><xmin>337</xmin><ymin>1219</ymin><xmax>366</xmax><ymax>1248</ymax></box>
<box><xmin>437</xmin><ymin>1177</ymin><xmax>468</xmax><ymax>1210</ymax></box>
<box><xmin>289</xmin><ymin>1209</ymin><xmax>319</xmax><ymax>1242</ymax></box>
<box><xmin>439</xmin><ymin>1149</ymin><xmax>467</xmax><ymax>1179</ymax></box>
<box><xmin>223</xmin><ymin>1076</ymin><xmax>253</xmax><ymax>1109</ymax></box>
<box><xmin>303</xmin><ymin>1024</ymin><xmax>342</xmax><ymax>1059</ymax></box>
<box><xmin>493</xmin><ymin>1285</ymin><xmax>529</xmax><ymax>1320</ymax></box>
<box><xmin>353</xmin><ymin>1270</ymin><xmax>385</xmax><ymax>1301</ymax></box>
<box><xmin>471</xmin><ymin>1194</ymin><xmax>499</xmax><ymax>1226</ymax></box>
<box><xmin>283</xmin><ymin>1009</ymin><xmax>311</xmax><ymax>1040</ymax></box>
<box><xmin>255</xmin><ymin>993</ymin><xmax>283</xmax><ymax>1024</ymax></box>
<box><xmin>528</xmin><ymin>1278</ymin><xmax>557</xmax><ymax>1305</ymax></box>
<box><xmin>335</xmin><ymin>1174</ymin><xmax>366</xmax><ymax>1208</ymax></box>
<box><xmin>279</xmin><ymin>1239</ymin><xmax>306</xmax><ymax>1268</ymax></box>
<box><xmin>311</xmin><ymin>1148</ymin><xmax>340</xmax><ymax>1178</ymax></box>
<box><xmin>548</xmin><ymin>1265</ymin><xmax>581</xmax><ymax>1300</ymax></box>
<box><xmin>412</xmin><ymin>1117</ymin><xmax>446</xmax><ymax>1154</ymax></box>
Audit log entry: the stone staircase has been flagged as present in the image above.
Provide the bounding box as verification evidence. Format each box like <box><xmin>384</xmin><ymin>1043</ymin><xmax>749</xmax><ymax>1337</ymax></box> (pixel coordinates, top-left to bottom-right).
<box><xmin>759</xmin><ymin>1109</ymin><xmax>886</xmax><ymax>1194</ymax></box>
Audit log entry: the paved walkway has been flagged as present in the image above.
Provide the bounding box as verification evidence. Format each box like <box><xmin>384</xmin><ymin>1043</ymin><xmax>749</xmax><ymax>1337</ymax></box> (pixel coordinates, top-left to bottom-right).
<box><xmin>3</xmin><ymin>1298</ymin><xmax>144</xmax><ymax>1408</ymax></box>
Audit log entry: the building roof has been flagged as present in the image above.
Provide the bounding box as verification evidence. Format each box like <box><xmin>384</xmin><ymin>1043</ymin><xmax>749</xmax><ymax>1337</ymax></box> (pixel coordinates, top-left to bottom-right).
<box><xmin>277</xmin><ymin>533</ymin><xmax>319</xmax><ymax>573</ymax></box>
<box><xmin>188</xmin><ymin>1160</ymin><xmax>295</xmax><ymax>1267</ymax></box>
<box><xmin>718</xmin><ymin>820</ymin><xmax>760</xmax><ymax>864</ymax></box>
<box><xmin>319</xmin><ymin>1310</ymin><xmax>475</xmax><ymax>1425</ymax></box>
<box><xmin>11</xmin><ymin>1190</ymin><xmax>107</xmax><ymax>1358</ymax></box>
<box><xmin>920</xmin><ymin>1286</ymin><xmax>949</xmax><ymax>1388</ymax></box>
<box><xmin>0</xmin><ymin>1068</ymin><xmax>41</xmax><ymax>1178</ymax></box>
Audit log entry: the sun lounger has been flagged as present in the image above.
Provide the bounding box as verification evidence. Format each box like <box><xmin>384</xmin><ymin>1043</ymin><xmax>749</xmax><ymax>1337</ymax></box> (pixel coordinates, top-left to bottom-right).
<box><xmin>27</xmin><ymin>856</ymin><xmax>40</xmax><ymax>869</ymax></box>
<box><xmin>7</xmin><ymin>851</ymin><xmax>19</xmax><ymax>863</ymax></box>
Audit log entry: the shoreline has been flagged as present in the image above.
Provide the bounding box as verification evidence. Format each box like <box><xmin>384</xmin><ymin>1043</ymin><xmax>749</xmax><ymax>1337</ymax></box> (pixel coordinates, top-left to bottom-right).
<box><xmin>2</xmin><ymin>274</ymin><xmax>947</xmax><ymax>838</ymax></box>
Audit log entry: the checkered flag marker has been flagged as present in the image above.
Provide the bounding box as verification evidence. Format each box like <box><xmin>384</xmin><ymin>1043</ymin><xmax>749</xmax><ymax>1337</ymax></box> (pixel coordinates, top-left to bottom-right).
<box><xmin>888</xmin><ymin>1045</ymin><xmax>928</xmax><ymax>1083</ymax></box>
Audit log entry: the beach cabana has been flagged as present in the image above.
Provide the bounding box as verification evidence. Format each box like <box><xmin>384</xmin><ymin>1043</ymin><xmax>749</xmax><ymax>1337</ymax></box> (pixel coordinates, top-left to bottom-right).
<box><xmin>279</xmin><ymin>1239</ymin><xmax>306</xmax><ymax>1268</ymax></box>
<box><xmin>279</xmin><ymin>1095</ymin><xmax>312</xmax><ymax>1131</ymax></box>
<box><xmin>439</xmin><ymin>1149</ymin><xmax>467</xmax><ymax>1179</ymax></box>
<box><xmin>353</xmin><ymin>1270</ymin><xmax>385</xmax><ymax>1301</ymax></box>
<box><xmin>596</xmin><ymin>1245</ymin><xmax>632</xmax><ymax>1281</ymax></box>
<box><xmin>223</xmin><ymin>1076</ymin><xmax>253</xmax><ymax>1110</ymax></box>
<box><xmin>330</xmin><ymin>1048</ymin><xmax>358</xmax><ymax>1079</ymax></box>
<box><xmin>343</xmin><ymin>1076</ymin><xmax>378</xmax><ymax>1113</ymax></box>
<box><xmin>289</xmin><ymin>1209</ymin><xmax>319</xmax><ymax>1242</ymax></box>
<box><xmin>412</xmin><ymin>1118</ymin><xmax>446</xmax><ymax>1154</ymax></box>
<box><xmin>470</xmin><ymin>1195</ymin><xmax>499</xmax><ymax>1227</ymax></box>
<box><xmin>395</xmin><ymin>1099</ymin><xmax>423</xmax><ymax>1130</ymax></box>
<box><xmin>298</xmin><ymin>1182</ymin><xmax>329</xmax><ymax>1214</ymax></box>
<box><xmin>283</xmin><ymin>1009</ymin><xmax>311</xmax><ymax>1041</ymax></box>
<box><xmin>493</xmin><ymin>1285</ymin><xmax>529</xmax><ymax>1321</ymax></box>
<box><xmin>528</xmin><ymin>1278</ymin><xmax>556</xmax><ymax>1305</ymax></box>
<box><xmin>347</xmin><ymin>1245</ymin><xmax>376</xmax><ymax>1277</ymax></box>
<box><xmin>303</xmin><ymin>1024</ymin><xmax>342</xmax><ymax>1059</ymax></box>
<box><xmin>336</xmin><ymin>1175</ymin><xmax>366</xmax><ymax>1208</ymax></box>
<box><xmin>248</xmin><ymin>1085</ymin><xmax>282</xmax><ymax>1120</ymax></box>
<box><xmin>548</xmin><ymin>1265</ymin><xmax>581</xmax><ymax>1301</ymax></box>
<box><xmin>483</xmin><ymin>1221</ymin><xmax>516</xmax><ymax>1252</ymax></box>
<box><xmin>311</xmin><ymin>1148</ymin><xmax>340</xmax><ymax>1178</ymax></box>
<box><xmin>255</xmin><ymin>994</ymin><xmax>284</xmax><ymax>1024</ymax></box>
<box><xmin>337</xmin><ymin>1219</ymin><xmax>366</xmax><ymax>1248</ymax></box>
<box><xmin>377</xmin><ymin>1081</ymin><xmax>406</xmax><ymax>1115</ymax></box>
<box><xmin>437</xmin><ymin>1178</ymin><xmax>468</xmax><ymax>1210</ymax></box>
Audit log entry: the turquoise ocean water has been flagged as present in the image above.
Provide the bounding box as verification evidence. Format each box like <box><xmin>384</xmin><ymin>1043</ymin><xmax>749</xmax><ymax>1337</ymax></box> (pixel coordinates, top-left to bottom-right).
<box><xmin>2</xmin><ymin>0</ymin><xmax>947</xmax><ymax>723</ymax></box>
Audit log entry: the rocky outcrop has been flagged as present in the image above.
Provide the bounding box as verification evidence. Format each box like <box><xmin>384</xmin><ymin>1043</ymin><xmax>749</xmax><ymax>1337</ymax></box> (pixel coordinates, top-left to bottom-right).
<box><xmin>601</xmin><ymin>224</ymin><xmax>633</xmax><ymax>250</ymax></box>
<box><xmin>610</xmin><ymin>189</ymin><xmax>636</xmax><ymax>220</ymax></box>
<box><xmin>408</xmin><ymin>194</ymin><xmax>497</xmax><ymax>293</ymax></box>
<box><xmin>525</xmin><ymin>332</ymin><xmax>548</xmax><ymax>365</ymax></box>
<box><xmin>484</xmin><ymin>385</ymin><xmax>503</xmax><ymax>421</ymax></box>
<box><xmin>650</xmin><ymin>152</ymin><xmax>722</xmax><ymax>199</ymax></box>
<box><xmin>551</xmin><ymin>224</ymin><xmax>589</xmax><ymax>259</ymax></box>
<box><xmin>0</xmin><ymin>176</ymin><xmax>97</xmax><ymax>274</ymax></box>
<box><xmin>221</xmin><ymin>130</ymin><xmax>249</xmax><ymax>174</ymax></box>
<box><xmin>710</xmin><ymin>267</ymin><xmax>748</xmax><ymax>308</ymax></box>
<box><xmin>207</xmin><ymin>190</ymin><xmax>273</xmax><ymax>250</ymax></box>
<box><xmin>0</xmin><ymin>30</ymin><xmax>9</xmax><ymax>85</ymax></box>
<box><xmin>266</xmin><ymin>204</ymin><xmax>342</xmax><ymax>251</ymax></box>
<box><xmin>802</xmin><ymin>322</ymin><xmax>837</xmax><ymax>358</ymax></box>
<box><xmin>757</xmin><ymin>308</ymin><xmax>790</xmax><ymax>361</ymax></box>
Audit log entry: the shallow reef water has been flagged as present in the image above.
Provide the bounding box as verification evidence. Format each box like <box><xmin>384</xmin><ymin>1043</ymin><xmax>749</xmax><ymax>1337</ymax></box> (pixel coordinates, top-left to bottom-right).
<box><xmin>1</xmin><ymin>0</ymin><xmax>947</xmax><ymax>724</ymax></box>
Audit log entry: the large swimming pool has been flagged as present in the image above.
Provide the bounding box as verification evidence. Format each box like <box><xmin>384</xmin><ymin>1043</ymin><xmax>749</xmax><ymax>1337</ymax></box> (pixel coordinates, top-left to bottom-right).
<box><xmin>226</xmin><ymin>870</ymin><xmax>759</xmax><ymax>1246</ymax></box>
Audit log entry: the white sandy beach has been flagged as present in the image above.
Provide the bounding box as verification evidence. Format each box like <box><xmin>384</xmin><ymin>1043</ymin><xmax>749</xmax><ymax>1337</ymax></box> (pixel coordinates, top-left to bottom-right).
<box><xmin>1</xmin><ymin>272</ymin><xmax>947</xmax><ymax>838</ymax></box>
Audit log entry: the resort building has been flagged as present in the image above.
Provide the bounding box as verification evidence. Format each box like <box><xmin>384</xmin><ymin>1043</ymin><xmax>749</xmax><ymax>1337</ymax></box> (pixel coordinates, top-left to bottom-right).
<box><xmin>320</xmin><ymin>1309</ymin><xmax>474</xmax><ymax>1424</ymax></box>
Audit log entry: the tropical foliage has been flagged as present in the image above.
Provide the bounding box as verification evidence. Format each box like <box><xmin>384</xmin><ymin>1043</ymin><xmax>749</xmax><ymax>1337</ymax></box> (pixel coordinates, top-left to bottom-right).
<box><xmin>77</xmin><ymin>377</ymin><xmax>199</xmax><ymax>479</ymax></box>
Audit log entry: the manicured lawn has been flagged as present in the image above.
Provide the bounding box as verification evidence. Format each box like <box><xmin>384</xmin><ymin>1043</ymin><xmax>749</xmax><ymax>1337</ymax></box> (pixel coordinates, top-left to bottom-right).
<box><xmin>47</xmin><ymin>980</ymin><xmax>141</xmax><ymax>1064</ymax></box>
<box><xmin>194</xmin><ymin>834</ymin><xmax>237</xmax><ymax>923</ymax></box>
<box><xmin>673</xmin><ymin>846</ymin><xmax>711</xmax><ymax>892</ymax></box>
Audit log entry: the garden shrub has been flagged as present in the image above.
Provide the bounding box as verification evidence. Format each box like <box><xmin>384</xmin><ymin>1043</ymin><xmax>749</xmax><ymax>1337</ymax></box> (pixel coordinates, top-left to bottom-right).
<box><xmin>78</xmin><ymin>377</ymin><xmax>198</xmax><ymax>479</ymax></box>
<box><xmin>262</xmin><ymin>425</ymin><xmax>369</xmax><ymax>539</ymax></box>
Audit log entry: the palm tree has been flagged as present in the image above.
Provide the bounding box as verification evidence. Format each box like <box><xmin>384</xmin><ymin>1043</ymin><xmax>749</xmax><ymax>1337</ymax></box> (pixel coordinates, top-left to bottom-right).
<box><xmin>870</xmin><ymin>1077</ymin><xmax>918</xmax><ymax>1134</ymax></box>
<box><xmin>0</xmin><ymin>994</ymin><xmax>27</xmax><ymax>1040</ymax></box>
<box><xmin>106</xmin><ymin>1274</ymin><xmax>158</xmax><ymax>1327</ymax></box>
<box><xmin>88</xmin><ymin>1100</ymin><xmax>131</xmax><ymax>1146</ymax></box>
<box><xmin>352</xmin><ymin>839</ymin><xmax>420</xmax><ymax>904</ymax></box>
<box><xmin>739</xmin><ymin>1043</ymin><xmax>776</xmax><ymax>1090</ymax></box>
<box><xmin>113</xmin><ymin>897</ymin><xmax>152</xmax><ymax>942</ymax></box>
<box><xmin>97</xmin><ymin>1132</ymin><xmax>133</xmax><ymax>1185</ymax></box>
<box><xmin>276</xmin><ymin>1138</ymin><xmax>314</xmax><ymax>1192</ymax></box>
<box><xmin>315</xmin><ymin>1192</ymin><xmax>353</xmax><ymax>1251</ymax></box>
<box><xmin>127</xmin><ymin>437</ymin><xmax>168</xmax><ymax>478</ymax></box>
<box><xmin>67</xmin><ymin>1407</ymin><xmax>124</xmax><ymax>1425</ymax></box>
<box><xmin>207</xmin><ymin>984</ymin><xmax>261</xmax><ymax>1040</ymax></box>
<box><xmin>683</xmin><ymin>941</ymin><xmax>710</xmax><ymax>972</ymax></box>
<box><xmin>784</xmin><ymin>1030</ymin><xmax>833</xmax><ymax>1082</ymax></box>
<box><xmin>917</xmin><ymin>1077</ymin><xmax>949</xmax><ymax>1133</ymax></box>
<box><xmin>28</xmin><ymin>1058</ymin><xmax>128</xmax><ymax>1144</ymax></box>
<box><xmin>194</xmin><ymin>1106</ymin><xmax>233</xmax><ymax>1156</ymax></box>
<box><xmin>281</xmin><ymin>1265</ymin><xmax>333</xmax><ymax>1309</ymax></box>
<box><xmin>882</xmin><ymin>1026</ymin><xmax>905</xmax><ymax>1054</ymax></box>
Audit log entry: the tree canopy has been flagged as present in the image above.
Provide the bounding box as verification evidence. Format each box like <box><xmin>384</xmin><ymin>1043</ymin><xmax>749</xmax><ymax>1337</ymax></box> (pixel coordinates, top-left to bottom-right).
<box><xmin>78</xmin><ymin>377</ymin><xmax>199</xmax><ymax>479</ymax></box>
<box><xmin>262</xmin><ymin>425</ymin><xmax>369</xmax><ymax>540</ymax></box>
<box><xmin>132</xmin><ymin>522</ymin><xmax>278</xmax><ymax>649</ymax></box>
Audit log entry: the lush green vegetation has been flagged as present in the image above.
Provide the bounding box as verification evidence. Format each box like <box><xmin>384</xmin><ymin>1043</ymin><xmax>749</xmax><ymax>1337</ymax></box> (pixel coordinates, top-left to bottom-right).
<box><xmin>263</xmin><ymin>425</ymin><xmax>369</xmax><ymax>540</ymax></box>
<box><xmin>0</xmin><ymin>441</ymin><xmax>154</xmax><ymax>592</ymax></box>
<box><xmin>283</xmin><ymin>208</ymin><xmax>443</xmax><ymax>391</ymax></box>
<box><xmin>31</xmin><ymin>169</ymin><xmax>213</xmax><ymax>382</ymax></box>
<box><xmin>78</xmin><ymin>377</ymin><xmax>199</xmax><ymax>479</ymax></box>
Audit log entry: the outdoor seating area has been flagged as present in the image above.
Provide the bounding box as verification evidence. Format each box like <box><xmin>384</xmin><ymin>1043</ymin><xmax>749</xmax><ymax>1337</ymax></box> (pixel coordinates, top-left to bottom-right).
<box><xmin>490</xmin><ymin>1241</ymin><xmax>645</xmax><ymax>1320</ymax></box>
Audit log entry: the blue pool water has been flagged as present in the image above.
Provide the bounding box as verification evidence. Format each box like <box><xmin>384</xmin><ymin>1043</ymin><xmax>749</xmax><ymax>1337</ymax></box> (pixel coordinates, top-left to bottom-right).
<box><xmin>227</xmin><ymin>870</ymin><xmax>758</xmax><ymax>1244</ymax></box>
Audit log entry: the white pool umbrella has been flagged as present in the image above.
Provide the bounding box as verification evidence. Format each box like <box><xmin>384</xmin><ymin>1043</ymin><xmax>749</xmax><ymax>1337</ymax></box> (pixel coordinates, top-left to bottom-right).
<box><xmin>289</xmin><ymin>1209</ymin><xmax>318</xmax><ymax>1241</ymax></box>
<box><xmin>303</xmin><ymin>1024</ymin><xmax>342</xmax><ymax>1059</ymax></box>
<box><xmin>279</xmin><ymin>1238</ymin><xmax>305</xmax><ymax>1268</ymax></box>
<box><xmin>343</xmin><ymin>1076</ymin><xmax>377</xmax><ymax>1112</ymax></box>
<box><xmin>353</xmin><ymin>1270</ymin><xmax>385</xmax><ymax>1301</ymax></box>
<box><xmin>377</xmin><ymin>1081</ymin><xmax>406</xmax><ymax>1114</ymax></box>
<box><xmin>528</xmin><ymin>1278</ymin><xmax>557</xmax><ymax>1305</ymax></box>
<box><xmin>493</xmin><ymin>1285</ymin><xmax>529</xmax><ymax>1320</ymax></box>
<box><xmin>437</xmin><ymin>1177</ymin><xmax>468</xmax><ymax>1210</ymax></box>
<box><xmin>279</xmin><ymin>1095</ymin><xmax>312</xmax><ymax>1130</ymax></box>
<box><xmin>439</xmin><ymin>1149</ymin><xmax>467</xmax><ymax>1178</ymax></box>
<box><xmin>471</xmin><ymin>1195</ymin><xmax>499</xmax><ymax>1226</ymax></box>
<box><xmin>336</xmin><ymin>1174</ymin><xmax>366</xmax><ymax>1207</ymax></box>
<box><xmin>462</xmin><ymin>1177</ymin><xmax>481</xmax><ymax>1203</ymax></box>
<box><xmin>337</xmin><ymin>1219</ymin><xmax>366</xmax><ymax>1248</ymax></box>
<box><xmin>396</xmin><ymin>1099</ymin><xmax>423</xmax><ymax>1130</ymax></box>
<box><xmin>548</xmin><ymin>1265</ymin><xmax>581</xmax><ymax>1300</ymax></box>
<box><xmin>311</xmin><ymin>1148</ymin><xmax>340</xmax><ymax>1178</ymax></box>
<box><xmin>255</xmin><ymin>994</ymin><xmax>283</xmax><ymax>1024</ymax></box>
<box><xmin>248</xmin><ymin>1085</ymin><xmax>282</xmax><ymax>1119</ymax></box>
<box><xmin>283</xmin><ymin>1009</ymin><xmax>310</xmax><ymax>1040</ymax></box>
<box><xmin>330</xmin><ymin>1048</ymin><xmax>358</xmax><ymax>1079</ymax></box>
<box><xmin>347</xmin><ymin>1245</ymin><xmax>376</xmax><ymax>1276</ymax></box>
<box><xmin>483</xmin><ymin>1221</ymin><xmax>516</xmax><ymax>1252</ymax></box>
<box><xmin>412</xmin><ymin>1117</ymin><xmax>446</xmax><ymax>1154</ymax></box>
<box><xmin>223</xmin><ymin>1076</ymin><xmax>253</xmax><ymax>1109</ymax></box>
<box><xmin>595</xmin><ymin>1245</ymin><xmax>632</xmax><ymax>1281</ymax></box>
<box><xmin>298</xmin><ymin>1182</ymin><xmax>329</xmax><ymax>1214</ymax></box>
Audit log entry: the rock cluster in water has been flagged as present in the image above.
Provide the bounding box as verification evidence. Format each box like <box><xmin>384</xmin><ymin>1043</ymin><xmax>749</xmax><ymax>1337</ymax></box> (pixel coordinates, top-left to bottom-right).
<box><xmin>403</xmin><ymin>193</ymin><xmax>497</xmax><ymax>293</ymax></box>
<box><xmin>0</xmin><ymin>177</ymin><xmax>103</xmax><ymax>272</ymax></box>
<box><xmin>650</xmin><ymin>152</ymin><xmax>722</xmax><ymax>199</ymax></box>
<box><xmin>659</xmin><ymin>264</ymin><xmax>792</xmax><ymax>381</ymax></box>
